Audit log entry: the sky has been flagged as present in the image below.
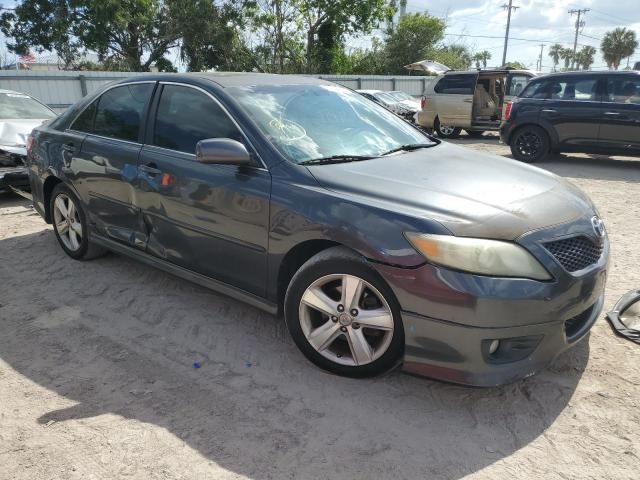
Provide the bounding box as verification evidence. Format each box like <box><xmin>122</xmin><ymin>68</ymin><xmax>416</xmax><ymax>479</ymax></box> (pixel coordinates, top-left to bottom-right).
<box><xmin>389</xmin><ymin>0</ymin><xmax>640</xmax><ymax>71</ymax></box>
<box><xmin>1</xmin><ymin>0</ymin><xmax>639</xmax><ymax>72</ymax></box>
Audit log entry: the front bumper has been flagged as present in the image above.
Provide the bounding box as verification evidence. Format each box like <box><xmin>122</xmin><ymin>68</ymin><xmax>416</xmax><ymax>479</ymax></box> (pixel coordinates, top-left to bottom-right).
<box><xmin>0</xmin><ymin>166</ymin><xmax>29</xmax><ymax>193</ymax></box>
<box><xmin>375</xmin><ymin>217</ymin><xmax>609</xmax><ymax>386</ymax></box>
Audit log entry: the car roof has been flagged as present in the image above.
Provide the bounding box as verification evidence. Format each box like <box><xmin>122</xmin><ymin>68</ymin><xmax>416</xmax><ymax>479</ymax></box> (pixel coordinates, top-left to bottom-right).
<box><xmin>443</xmin><ymin>69</ymin><xmax>533</xmax><ymax>76</ymax></box>
<box><xmin>114</xmin><ymin>72</ymin><xmax>335</xmax><ymax>88</ymax></box>
<box><xmin>533</xmin><ymin>70</ymin><xmax>640</xmax><ymax>80</ymax></box>
<box><xmin>0</xmin><ymin>88</ymin><xmax>34</xmax><ymax>95</ymax></box>
<box><xmin>356</xmin><ymin>89</ymin><xmax>384</xmax><ymax>94</ymax></box>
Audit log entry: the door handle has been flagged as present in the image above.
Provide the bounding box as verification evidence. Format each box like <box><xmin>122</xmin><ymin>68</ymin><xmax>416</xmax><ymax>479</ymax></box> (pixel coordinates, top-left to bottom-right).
<box><xmin>62</xmin><ymin>143</ymin><xmax>75</xmax><ymax>152</ymax></box>
<box><xmin>463</xmin><ymin>99</ymin><xmax>473</xmax><ymax>103</ymax></box>
<box><xmin>604</xmin><ymin>111</ymin><xmax>621</xmax><ymax>116</ymax></box>
<box><xmin>541</xmin><ymin>109</ymin><xmax>557</xmax><ymax>113</ymax></box>
<box><xmin>139</xmin><ymin>164</ymin><xmax>161</xmax><ymax>176</ymax></box>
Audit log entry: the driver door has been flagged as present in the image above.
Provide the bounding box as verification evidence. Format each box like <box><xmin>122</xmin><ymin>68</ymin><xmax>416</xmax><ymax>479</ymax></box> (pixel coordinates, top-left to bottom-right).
<box><xmin>135</xmin><ymin>83</ymin><xmax>271</xmax><ymax>297</ymax></box>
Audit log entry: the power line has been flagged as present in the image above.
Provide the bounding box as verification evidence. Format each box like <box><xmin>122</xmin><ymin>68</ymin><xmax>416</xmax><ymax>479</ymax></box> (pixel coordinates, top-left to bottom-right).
<box><xmin>501</xmin><ymin>1</ymin><xmax>520</xmax><ymax>66</ymax></box>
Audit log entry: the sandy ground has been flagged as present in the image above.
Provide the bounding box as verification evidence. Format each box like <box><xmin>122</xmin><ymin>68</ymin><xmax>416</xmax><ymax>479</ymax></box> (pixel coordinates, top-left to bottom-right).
<box><xmin>1</xmin><ymin>135</ymin><xmax>640</xmax><ymax>480</ymax></box>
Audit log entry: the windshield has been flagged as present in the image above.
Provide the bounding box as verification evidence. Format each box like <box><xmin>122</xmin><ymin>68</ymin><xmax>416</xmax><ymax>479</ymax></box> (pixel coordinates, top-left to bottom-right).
<box><xmin>390</xmin><ymin>91</ymin><xmax>415</xmax><ymax>102</ymax></box>
<box><xmin>374</xmin><ymin>92</ymin><xmax>398</xmax><ymax>104</ymax></box>
<box><xmin>227</xmin><ymin>84</ymin><xmax>432</xmax><ymax>164</ymax></box>
<box><xmin>0</xmin><ymin>92</ymin><xmax>56</xmax><ymax>119</ymax></box>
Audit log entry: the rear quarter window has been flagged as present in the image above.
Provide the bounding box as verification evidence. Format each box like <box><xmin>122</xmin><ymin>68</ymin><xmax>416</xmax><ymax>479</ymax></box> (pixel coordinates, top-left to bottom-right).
<box><xmin>434</xmin><ymin>75</ymin><xmax>476</xmax><ymax>95</ymax></box>
<box><xmin>520</xmin><ymin>77</ymin><xmax>600</xmax><ymax>101</ymax></box>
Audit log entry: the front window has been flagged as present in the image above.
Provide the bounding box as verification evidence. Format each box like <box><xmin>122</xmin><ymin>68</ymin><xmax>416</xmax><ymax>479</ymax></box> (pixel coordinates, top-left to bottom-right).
<box><xmin>227</xmin><ymin>84</ymin><xmax>432</xmax><ymax>164</ymax></box>
<box><xmin>0</xmin><ymin>92</ymin><xmax>56</xmax><ymax>119</ymax></box>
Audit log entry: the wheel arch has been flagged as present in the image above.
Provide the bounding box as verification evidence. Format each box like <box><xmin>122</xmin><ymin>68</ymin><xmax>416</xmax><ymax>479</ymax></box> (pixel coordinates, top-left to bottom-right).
<box><xmin>510</xmin><ymin>122</ymin><xmax>558</xmax><ymax>150</ymax></box>
<box><xmin>276</xmin><ymin>239</ymin><xmax>343</xmax><ymax>315</ymax></box>
<box><xmin>42</xmin><ymin>175</ymin><xmax>63</xmax><ymax>223</ymax></box>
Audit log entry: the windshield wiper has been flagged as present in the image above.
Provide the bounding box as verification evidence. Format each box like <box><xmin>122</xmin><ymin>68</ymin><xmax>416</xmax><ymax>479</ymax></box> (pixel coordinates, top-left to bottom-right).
<box><xmin>299</xmin><ymin>155</ymin><xmax>375</xmax><ymax>166</ymax></box>
<box><xmin>380</xmin><ymin>143</ymin><xmax>436</xmax><ymax>156</ymax></box>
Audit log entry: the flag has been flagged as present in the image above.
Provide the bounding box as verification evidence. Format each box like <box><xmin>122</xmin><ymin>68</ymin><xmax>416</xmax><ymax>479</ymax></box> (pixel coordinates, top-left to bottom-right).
<box><xmin>18</xmin><ymin>51</ymin><xmax>36</xmax><ymax>63</ymax></box>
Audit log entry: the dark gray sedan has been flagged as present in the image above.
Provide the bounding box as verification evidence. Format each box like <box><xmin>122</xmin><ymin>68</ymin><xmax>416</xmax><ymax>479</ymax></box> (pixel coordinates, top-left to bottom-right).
<box><xmin>26</xmin><ymin>73</ymin><xmax>608</xmax><ymax>386</ymax></box>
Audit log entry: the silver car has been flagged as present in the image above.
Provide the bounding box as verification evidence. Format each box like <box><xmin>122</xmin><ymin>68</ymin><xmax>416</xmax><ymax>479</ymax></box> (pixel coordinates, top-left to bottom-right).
<box><xmin>0</xmin><ymin>89</ymin><xmax>56</xmax><ymax>193</ymax></box>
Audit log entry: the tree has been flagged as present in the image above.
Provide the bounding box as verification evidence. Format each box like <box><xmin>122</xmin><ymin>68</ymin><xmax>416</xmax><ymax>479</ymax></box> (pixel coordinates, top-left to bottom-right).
<box><xmin>601</xmin><ymin>27</ymin><xmax>638</xmax><ymax>70</ymax></box>
<box><xmin>383</xmin><ymin>12</ymin><xmax>445</xmax><ymax>74</ymax></box>
<box><xmin>503</xmin><ymin>61</ymin><xmax>526</xmax><ymax>69</ymax></box>
<box><xmin>429</xmin><ymin>44</ymin><xmax>472</xmax><ymax>70</ymax></box>
<box><xmin>0</xmin><ymin>0</ymin><xmax>186</xmax><ymax>71</ymax></box>
<box><xmin>575</xmin><ymin>45</ymin><xmax>596</xmax><ymax>70</ymax></box>
<box><xmin>559</xmin><ymin>47</ymin><xmax>573</xmax><ymax>71</ymax></box>
<box><xmin>548</xmin><ymin>43</ymin><xmax>563</xmax><ymax>72</ymax></box>
<box><xmin>472</xmin><ymin>50</ymin><xmax>491</xmax><ymax>69</ymax></box>
<box><xmin>298</xmin><ymin>0</ymin><xmax>395</xmax><ymax>73</ymax></box>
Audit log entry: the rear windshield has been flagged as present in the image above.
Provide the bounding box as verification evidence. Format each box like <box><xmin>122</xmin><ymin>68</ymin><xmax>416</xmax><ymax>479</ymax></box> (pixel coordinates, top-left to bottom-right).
<box><xmin>0</xmin><ymin>92</ymin><xmax>56</xmax><ymax>119</ymax></box>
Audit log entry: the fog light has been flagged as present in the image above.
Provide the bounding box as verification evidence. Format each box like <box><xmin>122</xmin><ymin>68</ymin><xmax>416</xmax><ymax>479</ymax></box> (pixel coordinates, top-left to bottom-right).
<box><xmin>488</xmin><ymin>339</ymin><xmax>500</xmax><ymax>355</ymax></box>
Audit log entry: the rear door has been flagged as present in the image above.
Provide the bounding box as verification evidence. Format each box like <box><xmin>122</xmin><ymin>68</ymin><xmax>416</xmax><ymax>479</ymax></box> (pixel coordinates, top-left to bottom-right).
<box><xmin>69</xmin><ymin>82</ymin><xmax>155</xmax><ymax>247</ymax></box>
<box><xmin>535</xmin><ymin>75</ymin><xmax>603</xmax><ymax>149</ymax></box>
<box><xmin>433</xmin><ymin>74</ymin><xmax>477</xmax><ymax>128</ymax></box>
<box><xmin>598</xmin><ymin>74</ymin><xmax>640</xmax><ymax>153</ymax></box>
<box><xmin>135</xmin><ymin>83</ymin><xmax>271</xmax><ymax>296</ymax></box>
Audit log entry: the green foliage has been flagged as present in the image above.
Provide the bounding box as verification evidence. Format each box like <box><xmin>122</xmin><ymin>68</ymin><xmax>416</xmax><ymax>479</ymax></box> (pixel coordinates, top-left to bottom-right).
<box><xmin>559</xmin><ymin>48</ymin><xmax>574</xmax><ymax>70</ymax></box>
<box><xmin>472</xmin><ymin>50</ymin><xmax>491</xmax><ymax>69</ymax></box>
<box><xmin>503</xmin><ymin>61</ymin><xmax>527</xmax><ymax>70</ymax></box>
<box><xmin>1</xmin><ymin>0</ymin><xmax>181</xmax><ymax>71</ymax></box>
<box><xmin>575</xmin><ymin>46</ymin><xmax>596</xmax><ymax>70</ymax></box>
<box><xmin>548</xmin><ymin>43</ymin><xmax>563</xmax><ymax>71</ymax></box>
<box><xmin>430</xmin><ymin>44</ymin><xmax>473</xmax><ymax>71</ymax></box>
<box><xmin>383</xmin><ymin>13</ymin><xmax>445</xmax><ymax>74</ymax></box>
<box><xmin>601</xmin><ymin>28</ymin><xmax>638</xmax><ymax>70</ymax></box>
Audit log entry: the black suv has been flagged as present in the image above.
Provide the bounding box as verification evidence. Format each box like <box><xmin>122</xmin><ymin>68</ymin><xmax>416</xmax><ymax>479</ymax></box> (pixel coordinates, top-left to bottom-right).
<box><xmin>501</xmin><ymin>71</ymin><xmax>640</xmax><ymax>162</ymax></box>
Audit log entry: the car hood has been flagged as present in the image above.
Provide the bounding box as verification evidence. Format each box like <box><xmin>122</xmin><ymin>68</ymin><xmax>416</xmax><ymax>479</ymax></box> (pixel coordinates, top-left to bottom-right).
<box><xmin>0</xmin><ymin>118</ymin><xmax>48</xmax><ymax>149</ymax></box>
<box><xmin>307</xmin><ymin>142</ymin><xmax>594</xmax><ymax>240</ymax></box>
<box><xmin>399</xmin><ymin>99</ymin><xmax>420</xmax><ymax>111</ymax></box>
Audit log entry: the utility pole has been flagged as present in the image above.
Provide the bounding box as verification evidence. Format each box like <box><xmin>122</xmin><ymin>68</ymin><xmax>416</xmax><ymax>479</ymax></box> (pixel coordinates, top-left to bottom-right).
<box><xmin>501</xmin><ymin>1</ymin><xmax>520</xmax><ymax>67</ymax></box>
<box><xmin>569</xmin><ymin>8</ymin><xmax>589</xmax><ymax>70</ymax></box>
<box><xmin>537</xmin><ymin>44</ymin><xmax>545</xmax><ymax>71</ymax></box>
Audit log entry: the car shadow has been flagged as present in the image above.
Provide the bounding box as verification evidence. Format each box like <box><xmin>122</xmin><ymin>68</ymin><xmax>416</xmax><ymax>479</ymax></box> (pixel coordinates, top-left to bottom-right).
<box><xmin>0</xmin><ymin>228</ymin><xmax>590</xmax><ymax>479</ymax></box>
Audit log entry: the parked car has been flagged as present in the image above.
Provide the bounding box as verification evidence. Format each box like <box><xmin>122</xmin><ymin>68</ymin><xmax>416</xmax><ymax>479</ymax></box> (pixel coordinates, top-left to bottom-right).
<box><xmin>413</xmin><ymin>61</ymin><xmax>535</xmax><ymax>138</ymax></box>
<box><xmin>0</xmin><ymin>89</ymin><xmax>56</xmax><ymax>193</ymax></box>
<box><xmin>386</xmin><ymin>90</ymin><xmax>421</xmax><ymax>122</ymax></box>
<box><xmin>356</xmin><ymin>89</ymin><xmax>406</xmax><ymax>116</ymax></box>
<box><xmin>501</xmin><ymin>70</ymin><xmax>640</xmax><ymax>162</ymax></box>
<box><xmin>28</xmin><ymin>74</ymin><xmax>608</xmax><ymax>386</ymax></box>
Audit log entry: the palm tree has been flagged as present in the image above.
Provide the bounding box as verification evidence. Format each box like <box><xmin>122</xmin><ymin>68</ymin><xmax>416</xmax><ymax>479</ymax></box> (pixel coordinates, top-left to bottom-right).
<box><xmin>548</xmin><ymin>43</ymin><xmax>563</xmax><ymax>71</ymax></box>
<box><xmin>575</xmin><ymin>45</ymin><xmax>596</xmax><ymax>70</ymax></box>
<box><xmin>475</xmin><ymin>50</ymin><xmax>491</xmax><ymax>69</ymax></box>
<box><xmin>601</xmin><ymin>28</ymin><xmax>638</xmax><ymax>70</ymax></box>
<box><xmin>559</xmin><ymin>47</ymin><xmax>574</xmax><ymax>71</ymax></box>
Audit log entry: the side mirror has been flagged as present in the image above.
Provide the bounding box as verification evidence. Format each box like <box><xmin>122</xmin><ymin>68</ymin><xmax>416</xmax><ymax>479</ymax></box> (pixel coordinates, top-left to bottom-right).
<box><xmin>195</xmin><ymin>138</ymin><xmax>252</xmax><ymax>166</ymax></box>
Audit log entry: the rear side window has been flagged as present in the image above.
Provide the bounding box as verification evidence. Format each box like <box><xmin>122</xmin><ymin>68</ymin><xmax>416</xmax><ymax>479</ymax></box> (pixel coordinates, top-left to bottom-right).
<box><xmin>153</xmin><ymin>84</ymin><xmax>243</xmax><ymax>154</ymax></box>
<box><xmin>90</xmin><ymin>83</ymin><xmax>154</xmax><ymax>142</ymax></box>
<box><xmin>507</xmin><ymin>74</ymin><xmax>531</xmax><ymax>96</ymax></box>
<box><xmin>71</xmin><ymin>100</ymin><xmax>97</xmax><ymax>132</ymax></box>
<box><xmin>521</xmin><ymin>77</ymin><xmax>600</xmax><ymax>101</ymax></box>
<box><xmin>607</xmin><ymin>76</ymin><xmax>640</xmax><ymax>104</ymax></box>
<box><xmin>434</xmin><ymin>75</ymin><xmax>476</xmax><ymax>95</ymax></box>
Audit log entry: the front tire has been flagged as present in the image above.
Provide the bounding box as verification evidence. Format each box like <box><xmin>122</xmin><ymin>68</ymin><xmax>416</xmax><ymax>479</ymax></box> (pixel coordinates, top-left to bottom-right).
<box><xmin>434</xmin><ymin>117</ymin><xmax>462</xmax><ymax>139</ymax></box>
<box><xmin>510</xmin><ymin>125</ymin><xmax>550</xmax><ymax>163</ymax></box>
<box><xmin>51</xmin><ymin>184</ymin><xmax>106</xmax><ymax>260</ymax></box>
<box><xmin>284</xmin><ymin>247</ymin><xmax>404</xmax><ymax>378</ymax></box>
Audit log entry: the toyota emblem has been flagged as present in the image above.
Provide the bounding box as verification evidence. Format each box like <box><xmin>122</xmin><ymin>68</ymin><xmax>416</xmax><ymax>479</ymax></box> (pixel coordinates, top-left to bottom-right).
<box><xmin>591</xmin><ymin>216</ymin><xmax>606</xmax><ymax>238</ymax></box>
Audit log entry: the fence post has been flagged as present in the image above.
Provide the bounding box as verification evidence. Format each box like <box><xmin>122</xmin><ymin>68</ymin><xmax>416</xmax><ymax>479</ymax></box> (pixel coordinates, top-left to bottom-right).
<box><xmin>422</xmin><ymin>77</ymin><xmax>426</xmax><ymax>94</ymax></box>
<box><xmin>357</xmin><ymin>77</ymin><xmax>362</xmax><ymax>89</ymax></box>
<box><xmin>78</xmin><ymin>74</ymin><xmax>88</xmax><ymax>97</ymax></box>
<box><xmin>392</xmin><ymin>77</ymin><xmax>396</xmax><ymax>91</ymax></box>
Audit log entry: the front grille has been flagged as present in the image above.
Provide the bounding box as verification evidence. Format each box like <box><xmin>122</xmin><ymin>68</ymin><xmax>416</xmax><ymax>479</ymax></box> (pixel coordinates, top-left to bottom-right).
<box><xmin>543</xmin><ymin>236</ymin><xmax>603</xmax><ymax>272</ymax></box>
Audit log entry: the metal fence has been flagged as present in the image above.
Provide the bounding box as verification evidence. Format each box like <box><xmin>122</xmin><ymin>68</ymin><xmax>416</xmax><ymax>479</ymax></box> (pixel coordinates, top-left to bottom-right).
<box><xmin>0</xmin><ymin>71</ymin><xmax>429</xmax><ymax>112</ymax></box>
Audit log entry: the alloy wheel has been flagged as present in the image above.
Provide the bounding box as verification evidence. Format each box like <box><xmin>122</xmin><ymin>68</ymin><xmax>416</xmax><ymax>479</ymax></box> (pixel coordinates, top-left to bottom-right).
<box><xmin>438</xmin><ymin>124</ymin><xmax>455</xmax><ymax>136</ymax></box>
<box><xmin>53</xmin><ymin>193</ymin><xmax>83</xmax><ymax>251</ymax></box>
<box><xmin>298</xmin><ymin>274</ymin><xmax>394</xmax><ymax>366</ymax></box>
<box><xmin>515</xmin><ymin>131</ymin><xmax>542</xmax><ymax>159</ymax></box>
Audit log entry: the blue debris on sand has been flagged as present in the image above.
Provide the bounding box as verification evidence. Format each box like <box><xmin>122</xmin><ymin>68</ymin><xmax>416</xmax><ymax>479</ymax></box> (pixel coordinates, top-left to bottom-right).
<box><xmin>192</xmin><ymin>362</ymin><xmax>201</xmax><ymax>369</ymax></box>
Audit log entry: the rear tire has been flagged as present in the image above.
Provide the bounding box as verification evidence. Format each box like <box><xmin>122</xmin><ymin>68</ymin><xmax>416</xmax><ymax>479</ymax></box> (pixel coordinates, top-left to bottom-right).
<box><xmin>510</xmin><ymin>125</ymin><xmax>550</xmax><ymax>163</ymax></box>
<box><xmin>50</xmin><ymin>184</ymin><xmax>107</xmax><ymax>260</ymax></box>
<box><xmin>284</xmin><ymin>247</ymin><xmax>404</xmax><ymax>378</ymax></box>
<box><xmin>434</xmin><ymin>117</ymin><xmax>462</xmax><ymax>139</ymax></box>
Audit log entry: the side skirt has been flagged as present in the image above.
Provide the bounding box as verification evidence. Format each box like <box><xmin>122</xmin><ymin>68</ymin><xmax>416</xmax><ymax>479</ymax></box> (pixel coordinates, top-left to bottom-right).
<box><xmin>92</xmin><ymin>234</ymin><xmax>278</xmax><ymax>315</ymax></box>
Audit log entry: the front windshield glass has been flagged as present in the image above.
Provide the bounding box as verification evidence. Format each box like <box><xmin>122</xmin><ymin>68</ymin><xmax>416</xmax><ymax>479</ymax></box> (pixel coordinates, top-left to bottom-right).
<box><xmin>0</xmin><ymin>92</ymin><xmax>56</xmax><ymax>119</ymax></box>
<box><xmin>227</xmin><ymin>84</ymin><xmax>432</xmax><ymax>164</ymax></box>
<box><xmin>390</xmin><ymin>91</ymin><xmax>415</xmax><ymax>102</ymax></box>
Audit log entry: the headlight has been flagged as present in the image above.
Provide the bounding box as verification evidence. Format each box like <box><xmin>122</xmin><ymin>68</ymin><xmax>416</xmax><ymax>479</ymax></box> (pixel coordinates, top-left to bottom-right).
<box><xmin>405</xmin><ymin>233</ymin><xmax>551</xmax><ymax>280</ymax></box>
